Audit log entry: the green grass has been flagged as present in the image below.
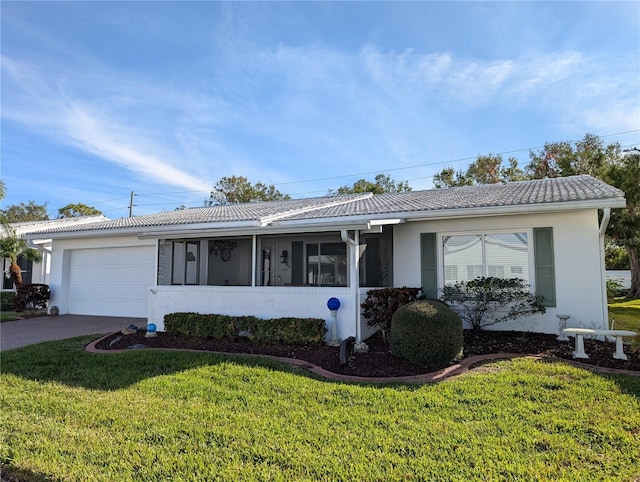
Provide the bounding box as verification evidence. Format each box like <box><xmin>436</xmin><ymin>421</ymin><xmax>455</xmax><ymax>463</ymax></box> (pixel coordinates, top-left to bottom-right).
<box><xmin>1</xmin><ymin>337</ymin><xmax>639</xmax><ymax>481</ymax></box>
<box><xmin>609</xmin><ymin>297</ymin><xmax>640</xmax><ymax>332</ymax></box>
<box><xmin>0</xmin><ymin>310</ymin><xmax>47</xmax><ymax>322</ymax></box>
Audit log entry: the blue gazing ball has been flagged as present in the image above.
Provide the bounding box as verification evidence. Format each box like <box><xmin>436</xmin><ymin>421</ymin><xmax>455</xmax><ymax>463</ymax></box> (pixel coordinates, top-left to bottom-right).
<box><xmin>327</xmin><ymin>297</ymin><xmax>341</xmax><ymax>311</ymax></box>
<box><xmin>147</xmin><ymin>323</ymin><xmax>157</xmax><ymax>333</ymax></box>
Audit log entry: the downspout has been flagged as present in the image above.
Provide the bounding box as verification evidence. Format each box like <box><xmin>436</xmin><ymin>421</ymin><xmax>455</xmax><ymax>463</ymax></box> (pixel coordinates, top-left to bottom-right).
<box><xmin>341</xmin><ymin>229</ymin><xmax>368</xmax><ymax>352</ymax></box>
<box><xmin>27</xmin><ymin>239</ymin><xmax>52</xmax><ymax>255</ymax></box>
<box><xmin>599</xmin><ymin>208</ymin><xmax>611</xmax><ymax>330</ymax></box>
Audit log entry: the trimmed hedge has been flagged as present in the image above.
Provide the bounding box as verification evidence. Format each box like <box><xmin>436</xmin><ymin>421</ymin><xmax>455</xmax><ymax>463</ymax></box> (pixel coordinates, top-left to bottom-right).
<box><xmin>1</xmin><ymin>292</ymin><xmax>15</xmax><ymax>311</ymax></box>
<box><xmin>390</xmin><ymin>300</ymin><xmax>463</xmax><ymax>368</ymax></box>
<box><xmin>164</xmin><ymin>312</ymin><xmax>327</xmax><ymax>347</ymax></box>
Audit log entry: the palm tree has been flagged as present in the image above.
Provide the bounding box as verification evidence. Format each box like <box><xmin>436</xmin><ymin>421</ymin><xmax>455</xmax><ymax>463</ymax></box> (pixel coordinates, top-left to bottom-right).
<box><xmin>0</xmin><ymin>220</ymin><xmax>42</xmax><ymax>287</ymax></box>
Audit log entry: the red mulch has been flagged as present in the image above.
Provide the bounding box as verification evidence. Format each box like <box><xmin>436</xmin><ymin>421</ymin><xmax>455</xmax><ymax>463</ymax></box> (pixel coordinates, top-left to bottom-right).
<box><xmin>94</xmin><ymin>329</ymin><xmax>640</xmax><ymax>378</ymax></box>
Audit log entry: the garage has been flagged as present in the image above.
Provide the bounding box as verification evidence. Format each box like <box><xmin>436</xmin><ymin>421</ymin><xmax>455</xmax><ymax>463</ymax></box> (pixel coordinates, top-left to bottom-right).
<box><xmin>67</xmin><ymin>246</ymin><xmax>155</xmax><ymax>317</ymax></box>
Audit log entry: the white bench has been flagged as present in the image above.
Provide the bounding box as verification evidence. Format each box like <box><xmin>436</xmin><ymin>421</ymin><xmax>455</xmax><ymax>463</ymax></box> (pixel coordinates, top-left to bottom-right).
<box><xmin>561</xmin><ymin>328</ymin><xmax>638</xmax><ymax>360</ymax></box>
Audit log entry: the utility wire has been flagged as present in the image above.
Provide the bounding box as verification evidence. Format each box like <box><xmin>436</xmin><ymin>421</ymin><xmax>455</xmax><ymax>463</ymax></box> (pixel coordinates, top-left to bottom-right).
<box><xmin>47</xmin><ymin>130</ymin><xmax>640</xmax><ymax>213</ymax></box>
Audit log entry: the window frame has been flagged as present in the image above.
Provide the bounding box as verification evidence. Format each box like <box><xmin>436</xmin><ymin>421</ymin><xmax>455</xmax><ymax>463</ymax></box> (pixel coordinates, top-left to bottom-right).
<box><xmin>438</xmin><ymin>229</ymin><xmax>535</xmax><ymax>292</ymax></box>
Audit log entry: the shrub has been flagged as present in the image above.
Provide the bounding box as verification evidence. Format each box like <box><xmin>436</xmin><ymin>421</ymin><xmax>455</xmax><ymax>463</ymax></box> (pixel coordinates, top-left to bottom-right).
<box><xmin>606</xmin><ymin>278</ymin><xmax>627</xmax><ymax>301</ymax></box>
<box><xmin>390</xmin><ymin>300</ymin><xmax>463</xmax><ymax>368</ymax></box>
<box><xmin>1</xmin><ymin>291</ymin><xmax>15</xmax><ymax>311</ymax></box>
<box><xmin>361</xmin><ymin>287</ymin><xmax>424</xmax><ymax>339</ymax></box>
<box><xmin>12</xmin><ymin>284</ymin><xmax>51</xmax><ymax>313</ymax></box>
<box><xmin>164</xmin><ymin>313</ymin><xmax>327</xmax><ymax>347</ymax></box>
<box><xmin>441</xmin><ymin>277</ymin><xmax>545</xmax><ymax>330</ymax></box>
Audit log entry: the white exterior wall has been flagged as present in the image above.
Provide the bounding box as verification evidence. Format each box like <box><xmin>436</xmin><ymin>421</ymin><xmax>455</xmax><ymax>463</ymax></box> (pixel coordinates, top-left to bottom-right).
<box><xmin>149</xmin><ymin>285</ymin><xmax>358</xmax><ymax>340</ymax></box>
<box><xmin>49</xmin><ymin>236</ymin><xmax>156</xmax><ymax>317</ymax></box>
<box><xmin>393</xmin><ymin>209</ymin><xmax>607</xmax><ymax>333</ymax></box>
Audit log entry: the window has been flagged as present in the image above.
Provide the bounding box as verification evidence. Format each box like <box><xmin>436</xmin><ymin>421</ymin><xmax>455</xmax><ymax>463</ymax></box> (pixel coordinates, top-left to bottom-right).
<box><xmin>306</xmin><ymin>242</ymin><xmax>347</xmax><ymax>286</ymax></box>
<box><xmin>169</xmin><ymin>241</ymin><xmax>199</xmax><ymax>285</ymax></box>
<box><xmin>2</xmin><ymin>256</ymin><xmax>33</xmax><ymax>289</ymax></box>
<box><xmin>443</xmin><ymin>232</ymin><xmax>529</xmax><ymax>284</ymax></box>
<box><xmin>359</xmin><ymin>231</ymin><xmax>393</xmax><ymax>287</ymax></box>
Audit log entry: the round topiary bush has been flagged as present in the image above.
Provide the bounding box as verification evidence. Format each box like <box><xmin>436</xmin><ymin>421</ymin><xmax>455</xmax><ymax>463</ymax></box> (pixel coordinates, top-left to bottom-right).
<box><xmin>390</xmin><ymin>300</ymin><xmax>463</xmax><ymax>368</ymax></box>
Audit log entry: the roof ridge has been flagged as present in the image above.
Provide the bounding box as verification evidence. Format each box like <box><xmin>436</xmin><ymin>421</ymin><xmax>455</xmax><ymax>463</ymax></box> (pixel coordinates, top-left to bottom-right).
<box><xmin>258</xmin><ymin>193</ymin><xmax>374</xmax><ymax>226</ymax></box>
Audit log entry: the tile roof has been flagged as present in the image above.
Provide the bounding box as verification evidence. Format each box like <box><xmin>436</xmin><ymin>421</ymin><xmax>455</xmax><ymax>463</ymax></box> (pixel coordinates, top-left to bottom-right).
<box><xmin>283</xmin><ymin>174</ymin><xmax>625</xmax><ymax>220</ymax></box>
<box><xmin>27</xmin><ymin>175</ymin><xmax>624</xmax><ymax>236</ymax></box>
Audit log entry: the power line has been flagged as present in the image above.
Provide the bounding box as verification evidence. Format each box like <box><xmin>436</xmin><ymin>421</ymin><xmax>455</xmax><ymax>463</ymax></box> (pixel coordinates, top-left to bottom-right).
<box><xmin>42</xmin><ymin>129</ymin><xmax>640</xmax><ymax>213</ymax></box>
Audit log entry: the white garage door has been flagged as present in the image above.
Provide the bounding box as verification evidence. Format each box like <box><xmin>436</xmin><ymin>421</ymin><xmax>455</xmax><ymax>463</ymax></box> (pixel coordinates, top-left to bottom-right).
<box><xmin>68</xmin><ymin>246</ymin><xmax>155</xmax><ymax>317</ymax></box>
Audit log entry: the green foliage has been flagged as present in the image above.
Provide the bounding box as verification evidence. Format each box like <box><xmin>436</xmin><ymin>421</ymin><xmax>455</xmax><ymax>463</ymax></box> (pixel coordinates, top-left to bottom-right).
<box><xmin>433</xmin><ymin>154</ymin><xmax>526</xmax><ymax>188</ymax></box>
<box><xmin>1</xmin><ymin>292</ymin><xmax>15</xmax><ymax>311</ymax></box>
<box><xmin>57</xmin><ymin>203</ymin><xmax>102</xmax><ymax>218</ymax></box>
<box><xmin>606</xmin><ymin>278</ymin><xmax>626</xmax><ymax>301</ymax></box>
<box><xmin>331</xmin><ymin>173</ymin><xmax>412</xmax><ymax>195</ymax></box>
<box><xmin>605</xmin><ymin>240</ymin><xmax>630</xmax><ymax>269</ymax></box>
<box><xmin>390</xmin><ymin>300</ymin><xmax>463</xmax><ymax>368</ymax></box>
<box><xmin>12</xmin><ymin>283</ymin><xmax>51</xmax><ymax>312</ymax></box>
<box><xmin>2</xmin><ymin>339</ymin><xmax>639</xmax><ymax>481</ymax></box>
<box><xmin>0</xmin><ymin>200</ymin><xmax>49</xmax><ymax>222</ymax></box>
<box><xmin>207</xmin><ymin>176</ymin><xmax>291</xmax><ymax>205</ymax></box>
<box><xmin>0</xmin><ymin>221</ymin><xmax>42</xmax><ymax>286</ymax></box>
<box><xmin>441</xmin><ymin>277</ymin><xmax>545</xmax><ymax>330</ymax></box>
<box><xmin>361</xmin><ymin>287</ymin><xmax>424</xmax><ymax>338</ymax></box>
<box><xmin>164</xmin><ymin>312</ymin><xmax>327</xmax><ymax>346</ymax></box>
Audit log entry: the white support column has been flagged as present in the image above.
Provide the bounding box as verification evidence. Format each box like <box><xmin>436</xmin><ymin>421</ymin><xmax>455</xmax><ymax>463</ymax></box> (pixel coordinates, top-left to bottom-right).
<box><xmin>251</xmin><ymin>235</ymin><xmax>257</xmax><ymax>287</ymax></box>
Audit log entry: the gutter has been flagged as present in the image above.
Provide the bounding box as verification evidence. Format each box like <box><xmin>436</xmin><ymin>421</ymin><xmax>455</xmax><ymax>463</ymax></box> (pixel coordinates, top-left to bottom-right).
<box><xmin>27</xmin><ymin>239</ymin><xmax>52</xmax><ymax>255</ymax></box>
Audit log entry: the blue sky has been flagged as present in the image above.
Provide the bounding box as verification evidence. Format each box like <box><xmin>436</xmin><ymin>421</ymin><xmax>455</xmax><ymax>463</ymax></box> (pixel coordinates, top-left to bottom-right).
<box><xmin>2</xmin><ymin>1</ymin><xmax>639</xmax><ymax>218</ymax></box>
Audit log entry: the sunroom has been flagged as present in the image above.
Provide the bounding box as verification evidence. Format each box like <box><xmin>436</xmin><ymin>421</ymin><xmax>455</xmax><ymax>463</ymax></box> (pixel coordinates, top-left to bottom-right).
<box><xmin>148</xmin><ymin>227</ymin><xmax>394</xmax><ymax>340</ymax></box>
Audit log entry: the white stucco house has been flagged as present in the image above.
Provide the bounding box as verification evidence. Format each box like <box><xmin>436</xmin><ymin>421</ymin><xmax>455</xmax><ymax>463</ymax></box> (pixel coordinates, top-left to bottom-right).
<box><xmin>2</xmin><ymin>216</ymin><xmax>108</xmax><ymax>290</ymax></box>
<box><xmin>26</xmin><ymin>175</ymin><xmax>625</xmax><ymax>343</ymax></box>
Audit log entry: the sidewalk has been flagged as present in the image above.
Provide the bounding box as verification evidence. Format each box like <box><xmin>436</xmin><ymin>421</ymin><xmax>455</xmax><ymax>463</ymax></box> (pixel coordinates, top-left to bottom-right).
<box><xmin>1</xmin><ymin>315</ymin><xmax>145</xmax><ymax>351</ymax></box>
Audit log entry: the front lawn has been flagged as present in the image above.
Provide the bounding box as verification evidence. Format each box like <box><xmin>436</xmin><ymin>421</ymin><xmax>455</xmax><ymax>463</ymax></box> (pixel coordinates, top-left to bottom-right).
<box><xmin>609</xmin><ymin>297</ymin><xmax>640</xmax><ymax>332</ymax></box>
<box><xmin>1</xmin><ymin>337</ymin><xmax>639</xmax><ymax>481</ymax></box>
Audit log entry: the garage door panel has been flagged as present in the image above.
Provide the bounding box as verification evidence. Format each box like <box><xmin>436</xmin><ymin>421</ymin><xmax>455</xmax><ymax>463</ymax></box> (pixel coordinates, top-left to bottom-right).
<box><xmin>68</xmin><ymin>246</ymin><xmax>155</xmax><ymax>317</ymax></box>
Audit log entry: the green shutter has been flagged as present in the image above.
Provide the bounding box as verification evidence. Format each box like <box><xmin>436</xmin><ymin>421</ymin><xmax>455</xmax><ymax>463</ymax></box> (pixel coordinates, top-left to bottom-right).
<box><xmin>421</xmin><ymin>233</ymin><xmax>438</xmax><ymax>299</ymax></box>
<box><xmin>533</xmin><ymin>227</ymin><xmax>556</xmax><ymax>307</ymax></box>
<box><xmin>291</xmin><ymin>241</ymin><xmax>304</xmax><ymax>285</ymax></box>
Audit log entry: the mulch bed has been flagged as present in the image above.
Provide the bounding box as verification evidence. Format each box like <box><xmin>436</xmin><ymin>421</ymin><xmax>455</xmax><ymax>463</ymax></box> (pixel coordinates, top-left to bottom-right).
<box><xmin>94</xmin><ymin>329</ymin><xmax>640</xmax><ymax>378</ymax></box>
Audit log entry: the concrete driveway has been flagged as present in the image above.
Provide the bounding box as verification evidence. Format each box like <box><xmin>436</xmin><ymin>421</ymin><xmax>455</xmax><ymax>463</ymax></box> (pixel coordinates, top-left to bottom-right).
<box><xmin>1</xmin><ymin>315</ymin><xmax>146</xmax><ymax>351</ymax></box>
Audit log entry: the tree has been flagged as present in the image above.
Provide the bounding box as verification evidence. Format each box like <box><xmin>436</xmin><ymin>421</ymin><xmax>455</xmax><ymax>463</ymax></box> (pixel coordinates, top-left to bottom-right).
<box><xmin>604</xmin><ymin>150</ymin><xmax>640</xmax><ymax>298</ymax></box>
<box><xmin>331</xmin><ymin>173</ymin><xmax>411</xmax><ymax>195</ymax></box>
<box><xmin>207</xmin><ymin>176</ymin><xmax>291</xmax><ymax>205</ymax></box>
<box><xmin>528</xmin><ymin>135</ymin><xmax>638</xmax><ymax>298</ymax></box>
<box><xmin>0</xmin><ymin>221</ymin><xmax>42</xmax><ymax>287</ymax></box>
<box><xmin>0</xmin><ymin>201</ymin><xmax>49</xmax><ymax>223</ymax></box>
<box><xmin>527</xmin><ymin>133</ymin><xmax>620</xmax><ymax>179</ymax></box>
<box><xmin>433</xmin><ymin>154</ymin><xmax>526</xmax><ymax>188</ymax></box>
<box><xmin>57</xmin><ymin>203</ymin><xmax>102</xmax><ymax>218</ymax></box>
<box><xmin>0</xmin><ymin>180</ymin><xmax>6</xmax><ymax>201</ymax></box>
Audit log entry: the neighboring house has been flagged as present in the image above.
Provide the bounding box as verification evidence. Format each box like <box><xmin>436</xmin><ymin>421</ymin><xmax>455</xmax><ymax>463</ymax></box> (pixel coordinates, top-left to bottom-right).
<box><xmin>1</xmin><ymin>216</ymin><xmax>108</xmax><ymax>290</ymax></box>
<box><xmin>26</xmin><ymin>175</ymin><xmax>625</xmax><ymax>343</ymax></box>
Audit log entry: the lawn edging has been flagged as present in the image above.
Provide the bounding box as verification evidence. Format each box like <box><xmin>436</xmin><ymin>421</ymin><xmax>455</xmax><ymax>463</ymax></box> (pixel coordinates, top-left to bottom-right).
<box><xmin>85</xmin><ymin>333</ymin><xmax>640</xmax><ymax>383</ymax></box>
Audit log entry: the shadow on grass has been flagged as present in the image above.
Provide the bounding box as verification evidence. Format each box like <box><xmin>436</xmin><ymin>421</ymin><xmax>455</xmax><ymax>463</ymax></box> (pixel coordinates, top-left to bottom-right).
<box><xmin>0</xmin><ymin>464</ymin><xmax>55</xmax><ymax>482</ymax></box>
<box><xmin>0</xmin><ymin>335</ymin><xmax>424</xmax><ymax>391</ymax></box>
<box><xmin>0</xmin><ymin>335</ymin><xmax>335</xmax><ymax>391</ymax></box>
